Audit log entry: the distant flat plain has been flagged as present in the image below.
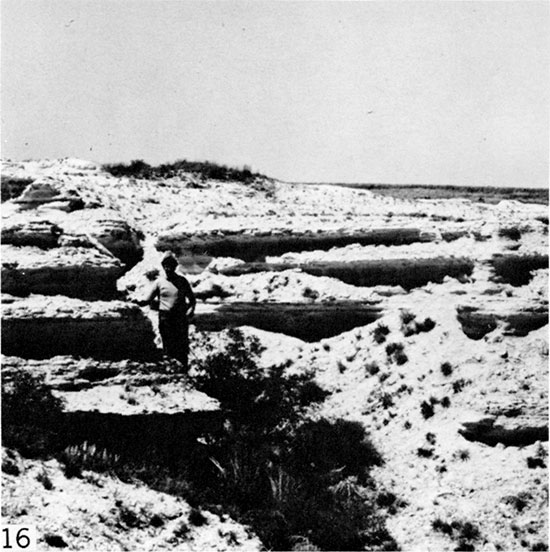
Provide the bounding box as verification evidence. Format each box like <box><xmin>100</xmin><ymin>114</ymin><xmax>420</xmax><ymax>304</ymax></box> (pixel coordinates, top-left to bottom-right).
<box><xmin>301</xmin><ymin>183</ymin><xmax>549</xmax><ymax>205</ymax></box>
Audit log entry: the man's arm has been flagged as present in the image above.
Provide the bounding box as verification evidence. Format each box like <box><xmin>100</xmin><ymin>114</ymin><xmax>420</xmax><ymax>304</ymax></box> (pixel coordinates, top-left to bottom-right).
<box><xmin>134</xmin><ymin>281</ymin><xmax>159</xmax><ymax>307</ymax></box>
<box><xmin>181</xmin><ymin>277</ymin><xmax>196</xmax><ymax>317</ymax></box>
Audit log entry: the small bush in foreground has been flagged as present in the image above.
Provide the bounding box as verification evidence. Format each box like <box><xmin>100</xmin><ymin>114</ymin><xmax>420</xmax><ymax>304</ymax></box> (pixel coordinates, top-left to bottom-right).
<box><xmin>432</xmin><ymin>518</ymin><xmax>453</xmax><ymax>535</ymax></box>
<box><xmin>432</xmin><ymin>518</ymin><xmax>481</xmax><ymax>550</ymax></box>
<box><xmin>453</xmin><ymin>449</ymin><xmax>470</xmax><ymax>461</ymax></box>
<box><xmin>386</xmin><ymin>342</ymin><xmax>407</xmax><ymax>364</ymax></box>
<box><xmin>417</xmin><ymin>447</ymin><xmax>433</xmax><ymax>458</ymax></box>
<box><xmin>394</xmin><ymin>351</ymin><xmax>408</xmax><ymax>365</ymax></box>
<box><xmin>426</xmin><ymin>433</ymin><xmax>436</xmax><ymax>445</ymax></box>
<box><xmin>452</xmin><ymin>379</ymin><xmax>470</xmax><ymax>394</ymax></box>
<box><xmin>420</xmin><ymin>401</ymin><xmax>435</xmax><ymax>419</ymax></box>
<box><xmin>365</xmin><ymin>362</ymin><xmax>380</xmax><ymax>376</ymax></box>
<box><xmin>440</xmin><ymin>362</ymin><xmax>453</xmax><ymax>376</ymax></box>
<box><xmin>501</xmin><ymin>492</ymin><xmax>531</xmax><ymax>512</ymax></box>
<box><xmin>400</xmin><ymin>310</ymin><xmax>436</xmax><ymax>336</ymax></box>
<box><xmin>380</xmin><ymin>393</ymin><xmax>394</xmax><ymax>409</ymax></box>
<box><xmin>373</xmin><ymin>323</ymin><xmax>390</xmax><ymax>344</ymax></box>
<box><xmin>385</xmin><ymin>342</ymin><xmax>404</xmax><ymax>356</ymax></box>
<box><xmin>36</xmin><ymin>469</ymin><xmax>54</xmax><ymax>490</ymax></box>
<box><xmin>526</xmin><ymin>456</ymin><xmax>546</xmax><ymax>469</ymax></box>
<box><xmin>189</xmin><ymin>508</ymin><xmax>208</xmax><ymax>526</ymax></box>
<box><xmin>400</xmin><ymin>310</ymin><xmax>416</xmax><ymax>325</ymax></box>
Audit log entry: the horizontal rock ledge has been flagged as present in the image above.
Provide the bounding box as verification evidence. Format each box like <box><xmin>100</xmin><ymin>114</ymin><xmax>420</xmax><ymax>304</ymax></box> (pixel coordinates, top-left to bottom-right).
<box><xmin>456</xmin><ymin>301</ymin><xmax>548</xmax><ymax>340</ymax></box>
<box><xmin>216</xmin><ymin>257</ymin><xmax>474</xmax><ymax>289</ymax></box>
<box><xmin>489</xmin><ymin>253</ymin><xmax>549</xmax><ymax>286</ymax></box>
<box><xmin>193</xmin><ymin>301</ymin><xmax>383</xmax><ymax>342</ymax></box>
<box><xmin>459</xmin><ymin>415</ymin><xmax>548</xmax><ymax>447</ymax></box>
<box><xmin>2</xmin><ymin>358</ymin><xmax>222</xmax><ymax>455</ymax></box>
<box><xmin>1</xmin><ymin>219</ymin><xmax>63</xmax><ymax>248</ymax></box>
<box><xmin>1</xmin><ymin>245</ymin><xmax>124</xmax><ymax>300</ymax></box>
<box><xmin>1</xmin><ymin>296</ymin><xmax>158</xmax><ymax>360</ymax></box>
<box><xmin>157</xmin><ymin>227</ymin><xmax>436</xmax><ymax>263</ymax></box>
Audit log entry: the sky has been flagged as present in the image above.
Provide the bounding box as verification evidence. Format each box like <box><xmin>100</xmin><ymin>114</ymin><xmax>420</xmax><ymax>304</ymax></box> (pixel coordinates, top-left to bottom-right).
<box><xmin>1</xmin><ymin>1</ymin><xmax>548</xmax><ymax>187</ymax></box>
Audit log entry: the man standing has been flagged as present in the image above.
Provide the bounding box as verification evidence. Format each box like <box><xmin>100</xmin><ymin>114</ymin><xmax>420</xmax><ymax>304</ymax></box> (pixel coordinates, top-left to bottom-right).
<box><xmin>140</xmin><ymin>252</ymin><xmax>196</xmax><ymax>370</ymax></box>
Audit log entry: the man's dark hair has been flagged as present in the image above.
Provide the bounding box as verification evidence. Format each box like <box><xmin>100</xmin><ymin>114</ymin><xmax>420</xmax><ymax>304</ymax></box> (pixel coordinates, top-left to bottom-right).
<box><xmin>161</xmin><ymin>254</ymin><xmax>178</xmax><ymax>268</ymax></box>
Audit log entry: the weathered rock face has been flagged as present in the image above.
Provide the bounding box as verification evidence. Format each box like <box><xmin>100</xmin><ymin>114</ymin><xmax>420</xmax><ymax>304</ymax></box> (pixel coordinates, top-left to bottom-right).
<box><xmin>1</xmin><ymin>295</ymin><xmax>158</xmax><ymax>360</ymax></box>
<box><xmin>1</xmin><ymin>245</ymin><xmax>124</xmax><ymax>299</ymax></box>
<box><xmin>490</xmin><ymin>253</ymin><xmax>549</xmax><ymax>286</ymax></box>
<box><xmin>13</xmin><ymin>179</ymin><xmax>84</xmax><ymax>211</ymax></box>
<box><xmin>1</xmin><ymin>219</ymin><xmax>63</xmax><ymax>248</ymax></box>
<box><xmin>84</xmin><ymin>214</ymin><xmax>144</xmax><ymax>267</ymax></box>
<box><xmin>2</xmin><ymin>356</ymin><xmax>222</xmax><ymax>453</ymax></box>
<box><xmin>1</xmin><ymin>176</ymin><xmax>34</xmax><ymax>202</ymax></box>
<box><xmin>157</xmin><ymin>227</ymin><xmax>436</xmax><ymax>263</ymax></box>
<box><xmin>459</xmin><ymin>413</ymin><xmax>548</xmax><ymax>447</ymax></box>
<box><xmin>193</xmin><ymin>301</ymin><xmax>383</xmax><ymax>341</ymax></box>
<box><xmin>1</xmin><ymin>212</ymin><xmax>143</xmax><ymax>316</ymax></box>
<box><xmin>217</xmin><ymin>257</ymin><xmax>474</xmax><ymax>289</ymax></box>
<box><xmin>456</xmin><ymin>299</ymin><xmax>548</xmax><ymax>340</ymax></box>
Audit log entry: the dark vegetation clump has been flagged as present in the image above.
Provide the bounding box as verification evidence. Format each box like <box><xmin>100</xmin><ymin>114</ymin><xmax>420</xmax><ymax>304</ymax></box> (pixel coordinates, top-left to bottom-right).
<box><xmin>385</xmin><ymin>342</ymin><xmax>404</xmax><ymax>356</ymax></box>
<box><xmin>380</xmin><ymin>393</ymin><xmax>394</xmax><ymax>409</ymax></box>
<box><xmin>526</xmin><ymin>456</ymin><xmax>546</xmax><ymax>469</ymax></box>
<box><xmin>454</xmin><ymin>449</ymin><xmax>470</xmax><ymax>462</ymax></box>
<box><xmin>400</xmin><ymin>310</ymin><xmax>436</xmax><ymax>336</ymax></box>
<box><xmin>432</xmin><ymin>518</ymin><xmax>453</xmax><ymax>535</ymax></box>
<box><xmin>452</xmin><ymin>379</ymin><xmax>470</xmax><ymax>394</ymax></box>
<box><xmin>426</xmin><ymin>433</ymin><xmax>436</xmax><ymax>445</ymax></box>
<box><xmin>386</xmin><ymin>342</ymin><xmax>408</xmax><ymax>364</ymax></box>
<box><xmin>189</xmin><ymin>331</ymin><xmax>396</xmax><ymax>550</ymax></box>
<box><xmin>420</xmin><ymin>401</ymin><xmax>435</xmax><ymax>419</ymax></box>
<box><xmin>103</xmin><ymin>158</ymin><xmax>266</xmax><ymax>184</ymax></box>
<box><xmin>441</xmin><ymin>396</ymin><xmax>451</xmax><ymax>408</ymax></box>
<box><xmin>432</xmin><ymin>518</ymin><xmax>481</xmax><ymax>550</ymax></box>
<box><xmin>373</xmin><ymin>323</ymin><xmax>390</xmax><ymax>344</ymax></box>
<box><xmin>400</xmin><ymin>310</ymin><xmax>416</xmax><ymax>325</ymax></box>
<box><xmin>36</xmin><ymin>469</ymin><xmax>54</xmax><ymax>490</ymax></box>
<box><xmin>188</xmin><ymin>508</ymin><xmax>208</xmax><ymax>526</ymax></box>
<box><xmin>365</xmin><ymin>362</ymin><xmax>380</xmax><ymax>376</ymax></box>
<box><xmin>1</xmin><ymin>370</ymin><xmax>65</xmax><ymax>456</ymax></box>
<box><xmin>44</xmin><ymin>534</ymin><xmax>68</xmax><ymax>548</ymax></box>
<box><xmin>416</xmin><ymin>447</ymin><xmax>433</xmax><ymax>458</ymax></box>
<box><xmin>498</xmin><ymin>226</ymin><xmax>522</xmax><ymax>241</ymax></box>
<box><xmin>302</xmin><ymin>287</ymin><xmax>320</xmax><ymax>300</ymax></box>
<box><xmin>440</xmin><ymin>362</ymin><xmax>453</xmax><ymax>376</ymax></box>
<box><xmin>501</xmin><ymin>492</ymin><xmax>531</xmax><ymax>512</ymax></box>
<box><xmin>416</xmin><ymin>318</ymin><xmax>436</xmax><ymax>332</ymax></box>
<box><xmin>394</xmin><ymin>351</ymin><xmax>408</xmax><ymax>365</ymax></box>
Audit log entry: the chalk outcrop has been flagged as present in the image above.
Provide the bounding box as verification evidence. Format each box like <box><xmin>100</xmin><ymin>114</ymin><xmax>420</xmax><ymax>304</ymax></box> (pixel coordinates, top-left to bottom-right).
<box><xmin>2</xmin><ymin>356</ymin><xmax>222</xmax><ymax>452</ymax></box>
<box><xmin>1</xmin><ymin>295</ymin><xmax>158</xmax><ymax>360</ymax></box>
<box><xmin>456</xmin><ymin>299</ymin><xmax>548</xmax><ymax>339</ymax></box>
<box><xmin>458</xmin><ymin>412</ymin><xmax>548</xmax><ymax>447</ymax></box>
<box><xmin>1</xmin><ymin>245</ymin><xmax>124</xmax><ymax>299</ymax></box>
<box><xmin>194</xmin><ymin>300</ymin><xmax>383</xmax><ymax>341</ymax></box>
<box><xmin>156</xmin><ymin>226</ymin><xmax>437</xmax><ymax>264</ymax></box>
<box><xmin>217</xmin><ymin>256</ymin><xmax>474</xmax><ymax>289</ymax></box>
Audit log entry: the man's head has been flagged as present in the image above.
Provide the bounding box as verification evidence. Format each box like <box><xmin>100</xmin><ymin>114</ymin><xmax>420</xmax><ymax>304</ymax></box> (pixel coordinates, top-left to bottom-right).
<box><xmin>161</xmin><ymin>252</ymin><xmax>178</xmax><ymax>276</ymax></box>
